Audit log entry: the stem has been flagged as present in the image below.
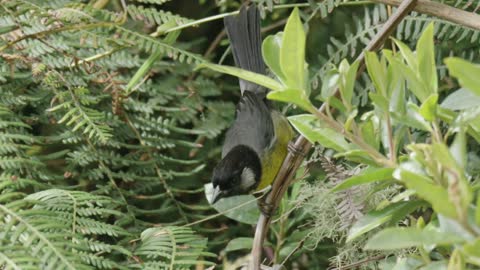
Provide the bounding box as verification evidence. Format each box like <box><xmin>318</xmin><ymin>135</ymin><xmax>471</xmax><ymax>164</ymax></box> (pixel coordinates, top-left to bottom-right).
<box><xmin>0</xmin><ymin>22</ymin><xmax>117</xmax><ymax>52</ymax></box>
<box><xmin>165</xmin><ymin>2</ymin><xmax>373</xmax><ymax>34</ymax></box>
<box><xmin>385</xmin><ymin>113</ymin><xmax>397</xmax><ymax>163</ymax></box>
<box><xmin>330</xmin><ymin>255</ymin><xmax>387</xmax><ymax>270</ymax></box>
<box><xmin>370</xmin><ymin>0</ymin><xmax>480</xmax><ymax>30</ymax></box>
<box><xmin>93</xmin><ymin>0</ymin><xmax>109</xmax><ymax>9</ymax></box>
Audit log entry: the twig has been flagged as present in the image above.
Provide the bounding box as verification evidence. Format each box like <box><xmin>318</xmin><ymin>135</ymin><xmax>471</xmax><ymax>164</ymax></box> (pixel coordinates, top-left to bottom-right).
<box><xmin>370</xmin><ymin>0</ymin><xmax>480</xmax><ymax>30</ymax></box>
<box><xmin>329</xmin><ymin>255</ymin><xmax>387</xmax><ymax>270</ymax></box>
<box><xmin>250</xmin><ymin>0</ymin><xmax>418</xmax><ymax>269</ymax></box>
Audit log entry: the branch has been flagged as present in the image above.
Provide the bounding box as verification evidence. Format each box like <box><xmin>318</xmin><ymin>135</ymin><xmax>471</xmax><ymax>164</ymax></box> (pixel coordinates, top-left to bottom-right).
<box><xmin>329</xmin><ymin>255</ymin><xmax>387</xmax><ymax>270</ymax></box>
<box><xmin>250</xmin><ymin>0</ymin><xmax>418</xmax><ymax>269</ymax></box>
<box><xmin>371</xmin><ymin>0</ymin><xmax>480</xmax><ymax>30</ymax></box>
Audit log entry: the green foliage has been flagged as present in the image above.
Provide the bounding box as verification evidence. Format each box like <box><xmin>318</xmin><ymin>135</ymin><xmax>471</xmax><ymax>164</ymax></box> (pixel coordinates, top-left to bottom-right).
<box><xmin>0</xmin><ymin>0</ymin><xmax>228</xmax><ymax>269</ymax></box>
<box><xmin>308</xmin><ymin>21</ymin><xmax>480</xmax><ymax>269</ymax></box>
<box><xmin>131</xmin><ymin>227</ymin><xmax>215</xmax><ymax>269</ymax></box>
<box><xmin>198</xmin><ymin>4</ymin><xmax>480</xmax><ymax>268</ymax></box>
<box><xmin>2</xmin><ymin>0</ymin><xmax>480</xmax><ymax>269</ymax></box>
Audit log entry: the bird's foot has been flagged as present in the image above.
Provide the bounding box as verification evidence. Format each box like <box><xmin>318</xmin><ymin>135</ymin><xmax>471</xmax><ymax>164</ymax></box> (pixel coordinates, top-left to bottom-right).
<box><xmin>257</xmin><ymin>199</ymin><xmax>275</xmax><ymax>218</ymax></box>
<box><xmin>288</xmin><ymin>141</ymin><xmax>306</xmax><ymax>157</ymax></box>
<box><xmin>253</xmin><ymin>187</ymin><xmax>274</xmax><ymax>217</ymax></box>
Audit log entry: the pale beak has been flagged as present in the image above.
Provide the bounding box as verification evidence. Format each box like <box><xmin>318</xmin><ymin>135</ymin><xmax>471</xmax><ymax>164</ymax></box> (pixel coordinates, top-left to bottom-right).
<box><xmin>210</xmin><ymin>186</ymin><xmax>223</xmax><ymax>204</ymax></box>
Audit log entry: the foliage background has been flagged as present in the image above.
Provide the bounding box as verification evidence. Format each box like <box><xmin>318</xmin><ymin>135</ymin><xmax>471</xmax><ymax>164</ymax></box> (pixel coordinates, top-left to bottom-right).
<box><xmin>1</xmin><ymin>0</ymin><xmax>480</xmax><ymax>269</ymax></box>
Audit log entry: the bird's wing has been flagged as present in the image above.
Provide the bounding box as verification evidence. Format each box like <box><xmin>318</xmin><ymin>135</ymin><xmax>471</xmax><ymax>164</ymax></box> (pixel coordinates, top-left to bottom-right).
<box><xmin>224</xmin><ymin>5</ymin><xmax>266</xmax><ymax>95</ymax></box>
<box><xmin>222</xmin><ymin>92</ymin><xmax>274</xmax><ymax>157</ymax></box>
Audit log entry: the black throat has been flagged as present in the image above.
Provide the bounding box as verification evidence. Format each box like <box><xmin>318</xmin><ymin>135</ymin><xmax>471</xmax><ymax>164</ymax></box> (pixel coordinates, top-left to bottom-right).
<box><xmin>212</xmin><ymin>145</ymin><xmax>262</xmax><ymax>191</ymax></box>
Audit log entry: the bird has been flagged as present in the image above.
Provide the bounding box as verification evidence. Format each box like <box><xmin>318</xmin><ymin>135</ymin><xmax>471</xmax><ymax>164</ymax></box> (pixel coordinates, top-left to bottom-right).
<box><xmin>210</xmin><ymin>5</ymin><xmax>294</xmax><ymax>211</ymax></box>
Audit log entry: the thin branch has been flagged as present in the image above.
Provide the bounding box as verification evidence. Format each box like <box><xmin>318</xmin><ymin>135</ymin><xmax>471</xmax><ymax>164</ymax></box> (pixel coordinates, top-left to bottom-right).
<box><xmin>371</xmin><ymin>0</ymin><xmax>480</xmax><ymax>30</ymax></box>
<box><xmin>164</xmin><ymin>2</ymin><xmax>372</xmax><ymax>34</ymax></box>
<box><xmin>0</xmin><ymin>22</ymin><xmax>117</xmax><ymax>52</ymax></box>
<box><xmin>250</xmin><ymin>0</ymin><xmax>419</xmax><ymax>269</ymax></box>
<box><xmin>329</xmin><ymin>255</ymin><xmax>387</xmax><ymax>270</ymax></box>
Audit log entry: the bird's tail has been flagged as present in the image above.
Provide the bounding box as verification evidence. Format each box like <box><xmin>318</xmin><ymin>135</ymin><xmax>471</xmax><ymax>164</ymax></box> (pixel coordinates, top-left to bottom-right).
<box><xmin>224</xmin><ymin>5</ymin><xmax>266</xmax><ymax>95</ymax></box>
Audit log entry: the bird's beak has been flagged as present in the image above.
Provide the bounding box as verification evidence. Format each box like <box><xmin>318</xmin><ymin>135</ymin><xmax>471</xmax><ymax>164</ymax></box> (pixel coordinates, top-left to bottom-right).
<box><xmin>210</xmin><ymin>186</ymin><xmax>223</xmax><ymax>204</ymax></box>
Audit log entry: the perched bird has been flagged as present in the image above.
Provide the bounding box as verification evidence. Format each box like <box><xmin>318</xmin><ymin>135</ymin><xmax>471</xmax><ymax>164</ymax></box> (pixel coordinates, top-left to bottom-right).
<box><xmin>210</xmin><ymin>5</ymin><xmax>294</xmax><ymax>206</ymax></box>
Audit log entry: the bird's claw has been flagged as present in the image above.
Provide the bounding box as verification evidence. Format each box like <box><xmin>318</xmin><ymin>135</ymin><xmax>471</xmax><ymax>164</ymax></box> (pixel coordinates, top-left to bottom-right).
<box><xmin>288</xmin><ymin>141</ymin><xmax>305</xmax><ymax>157</ymax></box>
<box><xmin>257</xmin><ymin>199</ymin><xmax>275</xmax><ymax>217</ymax></box>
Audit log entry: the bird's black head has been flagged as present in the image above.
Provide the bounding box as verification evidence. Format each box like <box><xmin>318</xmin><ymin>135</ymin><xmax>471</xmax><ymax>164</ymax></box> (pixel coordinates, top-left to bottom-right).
<box><xmin>210</xmin><ymin>145</ymin><xmax>262</xmax><ymax>204</ymax></box>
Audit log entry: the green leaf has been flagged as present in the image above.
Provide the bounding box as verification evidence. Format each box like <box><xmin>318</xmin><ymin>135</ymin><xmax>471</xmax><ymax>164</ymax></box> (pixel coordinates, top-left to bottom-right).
<box><xmin>347</xmin><ymin>201</ymin><xmax>424</xmax><ymax>242</ymax></box>
<box><xmin>365</xmin><ymin>52</ymin><xmax>387</xmax><ymax>96</ymax></box>
<box><xmin>422</xmin><ymin>261</ymin><xmax>448</xmax><ymax>270</ymax></box>
<box><xmin>364</xmin><ymin>227</ymin><xmax>465</xmax><ymax>250</ymax></box>
<box><xmin>0</xmin><ymin>24</ymin><xmax>18</xmax><ymax>35</ymax></box>
<box><xmin>204</xmin><ymin>183</ymin><xmax>259</xmax><ymax>224</ymax></box>
<box><xmin>392</xmin><ymin>59</ymin><xmax>429</xmax><ymax>102</ymax></box>
<box><xmin>417</xmin><ymin>23</ymin><xmax>437</xmax><ymax>94</ymax></box>
<box><xmin>262</xmin><ymin>33</ymin><xmax>286</xmax><ymax>83</ymax></box>
<box><xmin>394</xmin><ymin>165</ymin><xmax>458</xmax><ymax>218</ymax></box>
<box><xmin>225</xmin><ymin>237</ymin><xmax>253</xmax><ymax>252</ymax></box>
<box><xmin>445</xmin><ymin>57</ymin><xmax>480</xmax><ymax>96</ymax></box>
<box><xmin>441</xmin><ymin>88</ymin><xmax>480</xmax><ymax>110</ymax></box>
<box><xmin>450</xmin><ymin>129</ymin><xmax>467</xmax><ymax>169</ymax></box>
<box><xmin>476</xmin><ymin>196</ymin><xmax>480</xmax><ymax>226</ymax></box>
<box><xmin>288</xmin><ymin>114</ymin><xmax>351</xmax><ymax>152</ymax></box>
<box><xmin>339</xmin><ymin>60</ymin><xmax>359</xmax><ymax>107</ymax></box>
<box><xmin>335</xmin><ymin>149</ymin><xmax>378</xmax><ymax>166</ymax></box>
<box><xmin>392</xmin><ymin>102</ymin><xmax>432</xmax><ymax>131</ymax></box>
<box><xmin>197</xmin><ymin>62</ymin><xmax>284</xmax><ymax>92</ymax></box>
<box><xmin>419</xmin><ymin>94</ymin><xmax>438</xmax><ymax>122</ymax></box>
<box><xmin>392</xmin><ymin>38</ymin><xmax>417</xmax><ymax>71</ymax></box>
<box><xmin>320</xmin><ymin>69</ymin><xmax>340</xmax><ymax>99</ymax></box>
<box><xmin>463</xmin><ymin>238</ymin><xmax>480</xmax><ymax>265</ymax></box>
<box><xmin>125</xmin><ymin>28</ymin><xmax>180</xmax><ymax>94</ymax></box>
<box><xmin>281</xmin><ymin>7</ymin><xmax>306</xmax><ymax>90</ymax></box>
<box><xmin>386</xmin><ymin>52</ymin><xmax>405</xmax><ymax>101</ymax></box>
<box><xmin>389</xmin><ymin>84</ymin><xmax>407</xmax><ymax>117</ymax></box>
<box><xmin>432</xmin><ymin>143</ymin><xmax>473</xmax><ymax>211</ymax></box>
<box><xmin>448</xmin><ymin>249</ymin><xmax>465</xmax><ymax>270</ymax></box>
<box><xmin>360</xmin><ymin>114</ymin><xmax>380</xmax><ymax>150</ymax></box>
<box><xmin>406</xmin><ymin>102</ymin><xmax>431</xmax><ymax>130</ymax></box>
<box><xmin>437</xmin><ymin>213</ymin><xmax>476</xmax><ymax>241</ymax></box>
<box><xmin>332</xmin><ymin>168</ymin><xmax>394</xmax><ymax>192</ymax></box>
<box><xmin>267</xmin><ymin>89</ymin><xmax>314</xmax><ymax>112</ymax></box>
<box><xmin>369</xmin><ymin>92</ymin><xmax>389</xmax><ymax>112</ymax></box>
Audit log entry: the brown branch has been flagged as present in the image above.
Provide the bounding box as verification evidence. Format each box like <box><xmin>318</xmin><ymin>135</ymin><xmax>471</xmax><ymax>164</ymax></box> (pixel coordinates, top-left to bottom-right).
<box><xmin>250</xmin><ymin>0</ymin><xmax>419</xmax><ymax>269</ymax></box>
<box><xmin>371</xmin><ymin>0</ymin><xmax>480</xmax><ymax>30</ymax></box>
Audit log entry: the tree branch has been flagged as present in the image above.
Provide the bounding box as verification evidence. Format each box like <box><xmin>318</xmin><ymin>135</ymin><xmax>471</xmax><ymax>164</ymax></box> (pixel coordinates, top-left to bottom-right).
<box><xmin>250</xmin><ymin>0</ymin><xmax>419</xmax><ymax>269</ymax></box>
<box><xmin>371</xmin><ymin>0</ymin><xmax>480</xmax><ymax>30</ymax></box>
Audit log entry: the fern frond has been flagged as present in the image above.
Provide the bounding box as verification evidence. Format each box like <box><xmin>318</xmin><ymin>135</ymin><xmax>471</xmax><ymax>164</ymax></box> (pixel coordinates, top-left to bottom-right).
<box><xmin>47</xmin><ymin>91</ymin><xmax>113</xmax><ymax>144</ymax></box>
<box><xmin>131</xmin><ymin>226</ymin><xmax>215</xmax><ymax>269</ymax></box>
<box><xmin>127</xmin><ymin>5</ymin><xmax>192</xmax><ymax>26</ymax></box>
<box><xmin>0</xmin><ymin>189</ymin><xmax>131</xmax><ymax>269</ymax></box>
<box><xmin>114</xmin><ymin>26</ymin><xmax>204</xmax><ymax>64</ymax></box>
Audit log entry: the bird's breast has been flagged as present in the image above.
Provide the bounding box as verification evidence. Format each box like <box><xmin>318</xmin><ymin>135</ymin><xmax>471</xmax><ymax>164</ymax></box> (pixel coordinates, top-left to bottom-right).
<box><xmin>255</xmin><ymin>110</ymin><xmax>294</xmax><ymax>191</ymax></box>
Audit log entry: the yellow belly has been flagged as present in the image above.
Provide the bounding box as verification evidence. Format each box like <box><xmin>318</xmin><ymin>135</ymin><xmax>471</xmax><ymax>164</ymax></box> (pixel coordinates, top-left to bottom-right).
<box><xmin>255</xmin><ymin>110</ymin><xmax>294</xmax><ymax>191</ymax></box>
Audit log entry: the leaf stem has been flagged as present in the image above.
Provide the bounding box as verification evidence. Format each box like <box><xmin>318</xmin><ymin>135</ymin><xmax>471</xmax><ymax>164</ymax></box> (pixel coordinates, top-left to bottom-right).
<box><xmin>385</xmin><ymin>112</ymin><xmax>397</xmax><ymax>163</ymax></box>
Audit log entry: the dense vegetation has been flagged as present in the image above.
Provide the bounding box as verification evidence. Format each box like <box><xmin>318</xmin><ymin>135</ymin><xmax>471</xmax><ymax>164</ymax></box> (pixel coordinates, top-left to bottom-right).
<box><xmin>1</xmin><ymin>0</ymin><xmax>480</xmax><ymax>269</ymax></box>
